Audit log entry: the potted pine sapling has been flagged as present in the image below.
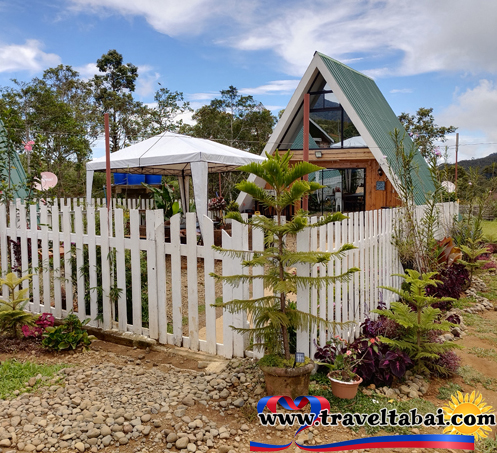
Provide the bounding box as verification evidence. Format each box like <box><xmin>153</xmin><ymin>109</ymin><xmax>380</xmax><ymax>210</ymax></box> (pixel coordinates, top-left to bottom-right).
<box><xmin>211</xmin><ymin>151</ymin><xmax>359</xmax><ymax>398</ymax></box>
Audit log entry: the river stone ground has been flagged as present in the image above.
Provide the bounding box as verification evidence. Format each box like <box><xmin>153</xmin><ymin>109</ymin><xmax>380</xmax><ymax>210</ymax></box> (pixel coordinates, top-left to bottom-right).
<box><xmin>0</xmin><ymin>342</ymin><xmax>373</xmax><ymax>453</ymax></box>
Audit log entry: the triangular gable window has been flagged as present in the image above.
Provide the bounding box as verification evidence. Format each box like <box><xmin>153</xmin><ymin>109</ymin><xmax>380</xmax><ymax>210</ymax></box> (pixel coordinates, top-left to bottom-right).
<box><xmin>278</xmin><ymin>84</ymin><xmax>366</xmax><ymax>150</ymax></box>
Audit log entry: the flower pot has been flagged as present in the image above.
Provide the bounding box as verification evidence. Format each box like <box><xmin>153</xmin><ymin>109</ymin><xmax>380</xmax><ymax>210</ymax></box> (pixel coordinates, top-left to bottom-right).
<box><xmin>327</xmin><ymin>372</ymin><xmax>363</xmax><ymax>399</ymax></box>
<box><xmin>260</xmin><ymin>362</ymin><xmax>315</xmax><ymax>399</ymax></box>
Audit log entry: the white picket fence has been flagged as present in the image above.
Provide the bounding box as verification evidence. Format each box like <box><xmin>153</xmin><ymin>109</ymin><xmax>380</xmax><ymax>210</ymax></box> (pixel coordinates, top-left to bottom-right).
<box><xmin>0</xmin><ymin>200</ymin><xmax>458</xmax><ymax>359</ymax></box>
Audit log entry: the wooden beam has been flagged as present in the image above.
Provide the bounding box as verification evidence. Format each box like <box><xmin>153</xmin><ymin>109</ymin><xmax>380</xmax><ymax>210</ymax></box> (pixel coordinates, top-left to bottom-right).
<box><xmin>279</xmin><ymin>148</ymin><xmax>376</xmax><ymax>162</ymax></box>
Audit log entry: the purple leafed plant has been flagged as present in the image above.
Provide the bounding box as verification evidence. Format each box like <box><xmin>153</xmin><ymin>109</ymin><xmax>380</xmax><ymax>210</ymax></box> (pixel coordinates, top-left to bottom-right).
<box><xmin>425</xmin><ymin>262</ymin><xmax>470</xmax><ymax>304</ymax></box>
<box><xmin>349</xmin><ymin>338</ymin><xmax>412</xmax><ymax>386</ymax></box>
<box><xmin>22</xmin><ymin>313</ymin><xmax>55</xmax><ymax>338</ymax></box>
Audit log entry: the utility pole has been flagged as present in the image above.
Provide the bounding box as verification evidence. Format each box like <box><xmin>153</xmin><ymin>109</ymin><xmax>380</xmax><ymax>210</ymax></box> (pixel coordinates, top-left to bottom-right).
<box><xmin>105</xmin><ymin>113</ymin><xmax>111</xmax><ymax>211</ymax></box>
<box><xmin>455</xmin><ymin>132</ymin><xmax>459</xmax><ymax>197</ymax></box>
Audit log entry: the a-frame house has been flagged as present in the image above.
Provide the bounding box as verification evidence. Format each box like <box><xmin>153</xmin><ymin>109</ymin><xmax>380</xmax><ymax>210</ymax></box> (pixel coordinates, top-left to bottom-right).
<box><xmin>238</xmin><ymin>52</ymin><xmax>434</xmax><ymax>214</ymax></box>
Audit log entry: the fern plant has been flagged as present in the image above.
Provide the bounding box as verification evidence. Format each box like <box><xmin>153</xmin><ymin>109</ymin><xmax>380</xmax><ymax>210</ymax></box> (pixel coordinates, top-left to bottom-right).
<box><xmin>374</xmin><ymin>269</ymin><xmax>461</xmax><ymax>375</ymax></box>
<box><xmin>211</xmin><ymin>150</ymin><xmax>359</xmax><ymax>361</ymax></box>
<box><xmin>0</xmin><ymin>272</ymin><xmax>36</xmax><ymax>338</ymax></box>
<box><xmin>458</xmin><ymin>238</ymin><xmax>490</xmax><ymax>284</ymax></box>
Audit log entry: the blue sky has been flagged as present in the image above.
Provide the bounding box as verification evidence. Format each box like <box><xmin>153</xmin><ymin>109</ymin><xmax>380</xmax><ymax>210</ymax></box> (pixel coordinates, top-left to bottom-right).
<box><xmin>1</xmin><ymin>0</ymin><xmax>497</xmax><ymax>162</ymax></box>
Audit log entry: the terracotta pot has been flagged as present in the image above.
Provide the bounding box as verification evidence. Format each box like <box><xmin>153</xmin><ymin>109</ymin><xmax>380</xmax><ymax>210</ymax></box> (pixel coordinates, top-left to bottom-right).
<box><xmin>327</xmin><ymin>372</ymin><xmax>363</xmax><ymax>399</ymax></box>
<box><xmin>260</xmin><ymin>362</ymin><xmax>315</xmax><ymax>399</ymax></box>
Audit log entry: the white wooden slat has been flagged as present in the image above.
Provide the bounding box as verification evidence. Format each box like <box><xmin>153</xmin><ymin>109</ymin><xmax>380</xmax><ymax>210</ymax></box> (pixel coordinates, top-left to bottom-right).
<box><xmin>185</xmin><ymin>213</ymin><xmax>199</xmax><ymax>351</ymax></box>
<box><xmin>359</xmin><ymin>212</ymin><xmax>366</xmax><ymax>324</ymax></box>
<box><xmin>309</xmin><ymin>217</ymin><xmax>318</xmax><ymax>358</ymax></box>
<box><xmin>51</xmin><ymin>202</ymin><xmax>62</xmax><ymax>318</ymax></box>
<box><xmin>371</xmin><ymin>211</ymin><xmax>378</xmax><ymax>316</ymax></box>
<box><xmin>62</xmin><ymin>205</ymin><xmax>73</xmax><ymax>314</ymax></box>
<box><xmin>334</xmin><ymin>220</ymin><xmax>342</xmax><ymax>338</ymax></box>
<box><xmin>318</xmin><ymin>222</ymin><xmax>326</xmax><ymax>347</ymax></box>
<box><xmin>9</xmin><ymin>203</ymin><xmax>16</xmax><ymax>272</ymax></box>
<box><xmin>170</xmin><ymin>214</ymin><xmax>183</xmax><ymax>346</ymax></box>
<box><xmin>363</xmin><ymin>211</ymin><xmax>370</xmax><ymax>318</ymax></box>
<box><xmin>341</xmin><ymin>217</ymin><xmax>349</xmax><ymax>337</ymax></box>
<box><xmin>386</xmin><ymin>209</ymin><xmax>392</xmax><ymax>300</ymax></box>
<box><xmin>40</xmin><ymin>204</ymin><xmax>50</xmax><ymax>309</ymax></box>
<box><xmin>240</xmin><ymin>213</ymin><xmax>249</xmax><ymax>353</ymax></box>
<box><xmin>202</xmin><ymin>216</ymin><xmax>216</xmax><ymax>355</ymax></box>
<box><xmin>296</xmin><ymin>227</ymin><xmax>310</xmax><ymax>358</ymax></box>
<box><xmin>252</xmin><ymin>218</ymin><xmax>265</xmax><ymax>359</ymax></box>
<box><xmin>221</xmin><ymin>228</ymin><xmax>233</xmax><ymax>359</ymax></box>
<box><xmin>99</xmin><ymin>208</ymin><xmax>111</xmax><ymax>330</ymax></box>
<box><xmin>29</xmin><ymin>204</ymin><xmax>40</xmax><ymax>312</ymax></box>
<box><xmin>326</xmin><ymin>222</ymin><xmax>334</xmax><ymax>340</ymax></box>
<box><xmin>353</xmin><ymin>212</ymin><xmax>360</xmax><ymax>336</ymax></box>
<box><xmin>74</xmin><ymin>206</ymin><xmax>86</xmax><ymax>321</ymax></box>
<box><xmin>146</xmin><ymin>210</ymin><xmax>159</xmax><ymax>340</ymax></box>
<box><xmin>354</xmin><ymin>212</ymin><xmax>361</xmax><ymax>328</ymax></box>
<box><xmin>130</xmin><ymin>209</ymin><xmax>142</xmax><ymax>335</ymax></box>
<box><xmin>382</xmin><ymin>210</ymin><xmax>388</xmax><ymax>306</ymax></box>
<box><xmin>86</xmin><ymin>205</ymin><xmax>97</xmax><ymax>325</ymax></box>
<box><xmin>0</xmin><ymin>204</ymin><xmax>8</xmax><ymax>298</ymax></box>
<box><xmin>19</xmin><ymin>205</ymin><xmax>29</xmax><ymax>295</ymax></box>
<box><xmin>155</xmin><ymin>210</ymin><xmax>168</xmax><ymax>344</ymax></box>
<box><xmin>114</xmin><ymin>209</ymin><xmax>127</xmax><ymax>331</ymax></box>
<box><xmin>231</xmin><ymin>219</ymin><xmax>245</xmax><ymax>358</ymax></box>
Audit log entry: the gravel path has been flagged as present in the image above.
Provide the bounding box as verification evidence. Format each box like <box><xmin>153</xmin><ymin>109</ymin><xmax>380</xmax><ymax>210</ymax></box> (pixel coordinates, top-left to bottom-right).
<box><xmin>0</xmin><ymin>355</ymin><xmax>266</xmax><ymax>453</ymax></box>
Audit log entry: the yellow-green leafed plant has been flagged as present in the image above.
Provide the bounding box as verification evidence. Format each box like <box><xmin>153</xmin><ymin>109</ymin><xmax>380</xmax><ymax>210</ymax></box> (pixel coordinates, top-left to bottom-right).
<box><xmin>458</xmin><ymin>238</ymin><xmax>490</xmax><ymax>284</ymax></box>
<box><xmin>0</xmin><ymin>272</ymin><xmax>36</xmax><ymax>338</ymax></box>
<box><xmin>211</xmin><ymin>150</ymin><xmax>359</xmax><ymax>361</ymax></box>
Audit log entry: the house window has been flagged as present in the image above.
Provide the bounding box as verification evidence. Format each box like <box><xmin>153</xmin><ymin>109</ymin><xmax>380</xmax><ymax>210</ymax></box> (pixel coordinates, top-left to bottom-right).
<box><xmin>308</xmin><ymin>90</ymin><xmax>365</xmax><ymax>149</ymax></box>
<box><xmin>277</xmin><ymin>89</ymin><xmax>367</xmax><ymax>150</ymax></box>
<box><xmin>309</xmin><ymin>168</ymin><xmax>365</xmax><ymax>213</ymax></box>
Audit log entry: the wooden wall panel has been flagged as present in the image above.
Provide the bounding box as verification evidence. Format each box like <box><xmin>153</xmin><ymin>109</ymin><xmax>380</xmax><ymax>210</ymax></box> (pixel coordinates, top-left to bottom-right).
<box><xmin>272</xmin><ymin>148</ymin><xmax>402</xmax><ymax>212</ymax></box>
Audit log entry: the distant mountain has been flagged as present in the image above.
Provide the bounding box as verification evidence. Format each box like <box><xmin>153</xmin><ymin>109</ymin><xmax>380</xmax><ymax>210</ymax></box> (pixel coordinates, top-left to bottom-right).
<box><xmin>455</xmin><ymin>153</ymin><xmax>497</xmax><ymax>171</ymax></box>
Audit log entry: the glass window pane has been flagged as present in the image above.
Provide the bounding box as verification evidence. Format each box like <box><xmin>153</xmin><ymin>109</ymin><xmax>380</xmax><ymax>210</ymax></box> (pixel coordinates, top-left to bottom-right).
<box><xmin>309</xmin><ymin>111</ymin><xmax>340</xmax><ymax>147</ymax></box>
<box><xmin>308</xmin><ymin>168</ymin><xmax>365</xmax><ymax>214</ymax></box>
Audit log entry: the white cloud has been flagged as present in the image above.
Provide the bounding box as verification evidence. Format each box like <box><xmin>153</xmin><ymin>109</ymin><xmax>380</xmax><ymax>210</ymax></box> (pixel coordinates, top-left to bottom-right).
<box><xmin>389</xmin><ymin>88</ymin><xmax>413</xmax><ymax>94</ymax></box>
<box><xmin>67</xmin><ymin>0</ymin><xmax>497</xmax><ymax>78</ymax></box>
<box><xmin>188</xmin><ymin>92</ymin><xmax>217</xmax><ymax>101</ymax></box>
<box><xmin>0</xmin><ymin>39</ymin><xmax>60</xmax><ymax>73</ymax></box>
<box><xmin>67</xmin><ymin>0</ymin><xmax>231</xmax><ymax>37</ymax></box>
<box><xmin>135</xmin><ymin>66</ymin><xmax>160</xmax><ymax>97</ymax></box>
<box><xmin>439</xmin><ymin>80</ymin><xmax>497</xmax><ymax>142</ymax></box>
<box><xmin>264</xmin><ymin>105</ymin><xmax>285</xmax><ymax>112</ymax></box>
<box><xmin>75</xmin><ymin>63</ymin><xmax>99</xmax><ymax>79</ymax></box>
<box><xmin>239</xmin><ymin>80</ymin><xmax>300</xmax><ymax>96</ymax></box>
<box><xmin>438</xmin><ymin>80</ymin><xmax>497</xmax><ymax>159</ymax></box>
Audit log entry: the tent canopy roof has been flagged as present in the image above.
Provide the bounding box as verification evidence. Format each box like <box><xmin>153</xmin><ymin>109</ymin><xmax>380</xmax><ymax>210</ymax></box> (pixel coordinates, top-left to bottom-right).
<box><xmin>86</xmin><ymin>132</ymin><xmax>264</xmax><ymax>175</ymax></box>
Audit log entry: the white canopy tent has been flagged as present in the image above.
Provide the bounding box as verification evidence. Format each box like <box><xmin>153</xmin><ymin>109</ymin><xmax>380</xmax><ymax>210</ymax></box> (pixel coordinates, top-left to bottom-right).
<box><xmin>86</xmin><ymin>132</ymin><xmax>265</xmax><ymax>234</ymax></box>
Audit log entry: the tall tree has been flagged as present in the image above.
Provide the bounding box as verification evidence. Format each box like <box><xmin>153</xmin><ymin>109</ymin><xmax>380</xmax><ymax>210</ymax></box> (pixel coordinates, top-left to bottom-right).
<box><xmin>92</xmin><ymin>49</ymin><xmax>140</xmax><ymax>152</ymax></box>
<box><xmin>399</xmin><ymin>107</ymin><xmax>457</xmax><ymax>158</ymax></box>
<box><xmin>188</xmin><ymin>86</ymin><xmax>275</xmax><ymax>200</ymax></box>
<box><xmin>190</xmin><ymin>85</ymin><xmax>275</xmax><ymax>155</ymax></box>
<box><xmin>140</xmin><ymin>87</ymin><xmax>192</xmax><ymax>138</ymax></box>
<box><xmin>0</xmin><ymin>66</ymin><xmax>97</xmax><ymax>197</ymax></box>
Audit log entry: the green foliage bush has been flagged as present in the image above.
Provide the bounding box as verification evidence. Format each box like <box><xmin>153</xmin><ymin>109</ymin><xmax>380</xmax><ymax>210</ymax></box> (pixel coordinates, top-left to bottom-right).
<box><xmin>374</xmin><ymin>270</ymin><xmax>461</xmax><ymax>376</ymax></box>
<box><xmin>42</xmin><ymin>314</ymin><xmax>95</xmax><ymax>351</ymax></box>
<box><xmin>0</xmin><ymin>273</ymin><xmax>36</xmax><ymax>338</ymax></box>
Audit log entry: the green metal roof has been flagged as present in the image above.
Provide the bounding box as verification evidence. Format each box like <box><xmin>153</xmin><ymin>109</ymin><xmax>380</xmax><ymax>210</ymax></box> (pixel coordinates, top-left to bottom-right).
<box><xmin>0</xmin><ymin>120</ymin><xmax>28</xmax><ymax>201</ymax></box>
<box><xmin>317</xmin><ymin>52</ymin><xmax>435</xmax><ymax>205</ymax></box>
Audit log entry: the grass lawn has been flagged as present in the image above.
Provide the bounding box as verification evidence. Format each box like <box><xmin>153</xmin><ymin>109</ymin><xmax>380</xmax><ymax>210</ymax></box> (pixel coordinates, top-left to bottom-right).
<box><xmin>0</xmin><ymin>359</ymin><xmax>68</xmax><ymax>399</ymax></box>
<box><xmin>482</xmin><ymin>220</ymin><xmax>497</xmax><ymax>240</ymax></box>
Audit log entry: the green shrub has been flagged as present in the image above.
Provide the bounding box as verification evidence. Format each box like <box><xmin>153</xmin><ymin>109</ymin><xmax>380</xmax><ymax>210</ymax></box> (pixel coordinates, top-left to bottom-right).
<box><xmin>375</xmin><ymin>269</ymin><xmax>462</xmax><ymax>375</ymax></box>
<box><xmin>0</xmin><ymin>273</ymin><xmax>36</xmax><ymax>338</ymax></box>
<box><xmin>42</xmin><ymin>314</ymin><xmax>95</xmax><ymax>351</ymax></box>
